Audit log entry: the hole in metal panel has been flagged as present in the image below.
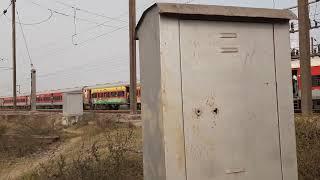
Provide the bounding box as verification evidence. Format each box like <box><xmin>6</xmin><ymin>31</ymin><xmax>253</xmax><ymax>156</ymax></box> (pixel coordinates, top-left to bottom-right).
<box><xmin>213</xmin><ymin>108</ymin><xmax>219</xmax><ymax>114</ymax></box>
<box><xmin>195</xmin><ymin>109</ymin><xmax>202</xmax><ymax>117</ymax></box>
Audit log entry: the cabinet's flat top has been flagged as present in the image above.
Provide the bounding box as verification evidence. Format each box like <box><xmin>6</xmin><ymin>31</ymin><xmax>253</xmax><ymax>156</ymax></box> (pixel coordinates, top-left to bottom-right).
<box><xmin>136</xmin><ymin>3</ymin><xmax>296</xmax><ymax>33</ymax></box>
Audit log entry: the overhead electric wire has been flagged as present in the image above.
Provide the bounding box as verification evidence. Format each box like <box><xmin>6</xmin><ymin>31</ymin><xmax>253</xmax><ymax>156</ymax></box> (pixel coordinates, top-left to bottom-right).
<box><xmin>76</xmin><ymin>25</ymin><xmax>127</xmax><ymax>46</ymax></box>
<box><xmin>0</xmin><ymin>1</ymin><xmax>12</xmax><ymax>18</ymax></box>
<box><xmin>54</xmin><ymin>1</ymin><xmax>128</xmax><ymax>23</ymax></box>
<box><xmin>6</xmin><ymin>9</ymin><xmax>53</xmax><ymax>26</ymax></box>
<box><xmin>37</xmin><ymin>66</ymin><xmax>129</xmax><ymax>84</ymax></box>
<box><xmin>37</xmin><ymin>57</ymin><xmax>128</xmax><ymax>78</ymax></box>
<box><xmin>64</xmin><ymin>1</ymin><xmax>153</xmax><ymax>37</ymax></box>
<box><xmin>28</xmin><ymin>0</ymin><xmax>120</xmax><ymax>29</ymax></box>
<box><xmin>16</xmin><ymin>10</ymin><xmax>34</xmax><ymax>68</ymax></box>
<box><xmin>78</xmin><ymin>0</ymin><xmax>194</xmax><ymax>36</ymax></box>
<box><xmin>49</xmin><ymin>1</ymin><xmax>130</xmax><ymax>37</ymax></box>
<box><xmin>77</xmin><ymin>0</ymin><xmax>194</xmax><ymax>46</ymax></box>
<box><xmin>287</xmin><ymin>0</ymin><xmax>320</xmax><ymax>10</ymax></box>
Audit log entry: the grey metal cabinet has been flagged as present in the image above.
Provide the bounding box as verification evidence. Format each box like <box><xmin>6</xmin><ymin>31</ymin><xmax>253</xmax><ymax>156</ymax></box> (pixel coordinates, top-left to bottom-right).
<box><xmin>136</xmin><ymin>3</ymin><xmax>298</xmax><ymax>180</ymax></box>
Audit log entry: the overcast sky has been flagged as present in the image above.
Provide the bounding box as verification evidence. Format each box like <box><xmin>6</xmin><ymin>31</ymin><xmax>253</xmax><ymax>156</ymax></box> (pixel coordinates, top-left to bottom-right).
<box><xmin>0</xmin><ymin>0</ymin><xmax>302</xmax><ymax>96</ymax></box>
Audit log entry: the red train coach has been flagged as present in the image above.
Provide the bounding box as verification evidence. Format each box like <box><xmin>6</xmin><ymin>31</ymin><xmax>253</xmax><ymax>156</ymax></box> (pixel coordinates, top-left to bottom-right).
<box><xmin>292</xmin><ymin>57</ymin><xmax>320</xmax><ymax>111</ymax></box>
<box><xmin>0</xmin><ymin>96</ymin><xmax>29</xmax><ymax>109</ymax></box>
<box><xmin>36</xmin><ymin>92</ymin><xmax>63</xmax><ymax>109</ymax></box>
<box><xmin>0</xmin><ymin>84</ymin><xmax>141</xmax><ymax>110</ymax></box>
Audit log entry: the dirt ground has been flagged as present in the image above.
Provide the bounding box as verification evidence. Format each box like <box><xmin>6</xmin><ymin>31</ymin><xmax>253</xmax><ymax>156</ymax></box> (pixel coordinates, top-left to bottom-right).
<box><xmin>0</xmin><ymin>111</ymin><xmax>319</xmax><ymax>180</ymax></box>
<box><xmin>0</xmin><ymin>111</ymin><xmax>142</xmax><ymax>180</ymax></box>
<box><xmin>0</xmin><ymin>134</ymin><xmax>81</xmax><ymax>179</ymax></box>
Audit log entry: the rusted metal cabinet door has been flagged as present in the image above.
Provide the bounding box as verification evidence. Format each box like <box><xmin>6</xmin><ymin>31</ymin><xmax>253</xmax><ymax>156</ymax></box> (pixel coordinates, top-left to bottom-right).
<box><xmin>179</xmin><ymin>20</ymin><xmax>282</xmax><ymax>180</ymax></box>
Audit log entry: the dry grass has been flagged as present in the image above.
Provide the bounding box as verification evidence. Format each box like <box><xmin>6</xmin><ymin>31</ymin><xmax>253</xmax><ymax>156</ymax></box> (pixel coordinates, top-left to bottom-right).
<box><xmin>295</xmin><ymin>115</ymin><xmax>320</xmax><ymax>180</ymax></box>
<box><xmin>8</xmin><ymin>112</ymin><xmax>320</xmax><ymax>180</ymax></box>
<box><xmin>0</xmin><ymin>115</ymin><xmax>61</xmax><ymax>159</ymax></box>
<box><xmin>22</xmin><ymin>120</ymin><xmax>143</xmax><ymax>180</ymax></box>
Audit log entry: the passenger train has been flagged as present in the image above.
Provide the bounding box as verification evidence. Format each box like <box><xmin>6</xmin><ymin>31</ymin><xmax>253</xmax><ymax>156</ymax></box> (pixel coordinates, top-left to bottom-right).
<box><xmin>0</xmin><ymin>82</ymin><xmax>141</xmax><ymax>110</ymax></box>
<box><xmin>292</xmin><ymin>57</ymin><xmax>320</xmax><ymax>111</ymax></box>
<box><xmin>1</xmin><ymin>56</ymin><xmax>320</xmax><ymax>112</ymax></box>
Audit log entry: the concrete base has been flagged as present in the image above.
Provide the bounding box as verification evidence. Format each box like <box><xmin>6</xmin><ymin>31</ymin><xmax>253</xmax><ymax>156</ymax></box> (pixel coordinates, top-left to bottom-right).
<box><xmin>62</xmin><ymin>115</ymin><xmax>83</xmax><ymax>126</ymax></box>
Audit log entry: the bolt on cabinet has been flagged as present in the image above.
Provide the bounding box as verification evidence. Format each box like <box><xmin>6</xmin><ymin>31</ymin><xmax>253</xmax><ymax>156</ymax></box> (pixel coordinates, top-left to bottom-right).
<box><xmin>136</xmin><ymin>3</ymin><xmax>298</xmax><ymax>180</ymax></box>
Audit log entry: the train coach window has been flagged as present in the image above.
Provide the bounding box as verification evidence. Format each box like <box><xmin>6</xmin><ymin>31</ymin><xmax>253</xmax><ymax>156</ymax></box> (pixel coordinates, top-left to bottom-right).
<box><xmin>312</xmin><ymin>75</ymin><xmax>320</xmax><ymax>87</ymax></box>
<box><xmin>118</xmin><ymin>91</ymin><xmax>124</xmax><ymax>97</ymax></box>
<box><xmin>111</xmin><ymin>92</ymin><xmax>117</xmax><ymax>97</ymax></box>
<box><xmin>53</xmin><ymin>96</ymin><xmax>61</xmax><ymax>101</ymax></box>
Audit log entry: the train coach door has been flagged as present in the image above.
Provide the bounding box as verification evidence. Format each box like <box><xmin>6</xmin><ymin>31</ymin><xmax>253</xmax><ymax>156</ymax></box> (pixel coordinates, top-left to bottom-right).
<box><xmin>179</xmin><ymin>20</ymin><xmax>282</xmax><ymax>180</ymax></box>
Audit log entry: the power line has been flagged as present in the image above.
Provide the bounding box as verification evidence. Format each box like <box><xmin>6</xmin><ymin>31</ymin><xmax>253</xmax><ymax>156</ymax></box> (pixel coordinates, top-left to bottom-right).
<box><xmin>0</xmin><ymin>1</ymin><xmax>12</xmax><ymax>18</ymax></box>
<box><xmin>37</xmin><ymin>64</ymin><xmax>128</xmax><ymax>81</ymax></box>
<box><xmin>54</xmin><ymin>1</ymin><xmax>128</xmax><ymax>23</ymax></box>
<box><xmin>36</xmin><ymin>56</ymin><xmax>128</xmax><ymax>78</ymax></box>
<box><xmin>5</xmin><ymin>9</ymin><xmax>53</xmax><ymax>26</ymax></box>
<box><xmin>68</xmin><ymin>0</ymin><xmax>155</xmax><ymax>36</ymax></box>
<box><xmin>16</xmin><ymin>10</ymin><xmax>34</xmax><ymax>68</ymax></box>
<box><xmin>287</xmin><ymin>0</ymin><xmax>320</xmax><ymax>10</ymax></box>
<box><xmin>28</xmin><ymin>0</ymin><xmax>121</xmax><ymax>29</ymax></box>
<box><xmin>75</xmin><ymin>0</ymin><xmax>192</xmax><ymax>36</ymax></box>
<box><xmin>26</xmin><ymin>0</ymin><xmax>128</xmax><ymax>46</ymax></box>
<box><xmin>76</xmin><ymin>25</ymin><xmax>127</xmax><ymax>46</ymax></box>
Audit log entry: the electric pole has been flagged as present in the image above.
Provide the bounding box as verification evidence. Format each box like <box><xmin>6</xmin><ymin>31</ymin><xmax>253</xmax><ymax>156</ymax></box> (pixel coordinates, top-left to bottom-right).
<box><xmin>298</xmin><ymin>0</ymin><xmax>313</xmax><ymax>115</ymax></box>
<box><xmin>31</xmin><ymin>68</ymin><xmax>36</xmax><ymax>111</ymax></box>
<box><xmin>12</xmin><ymin>0</ymin><xmax>17</xmax><ymax>109</ymax></box>
<box><xmin>129</xmin><ymin>0</ymin><xmax>137</xmax><ymax>114</ymax></box>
